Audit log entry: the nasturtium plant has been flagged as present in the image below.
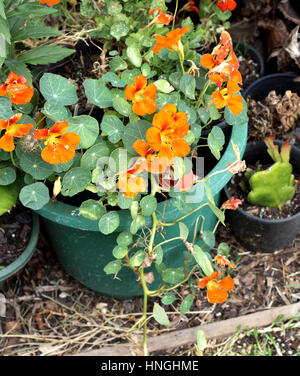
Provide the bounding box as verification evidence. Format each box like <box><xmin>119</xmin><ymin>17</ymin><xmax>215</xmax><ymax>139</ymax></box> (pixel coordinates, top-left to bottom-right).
<box><xmin>0</xmin><ymin>0</ymin><xmax>247</xmax><ymax>357</ymax></box>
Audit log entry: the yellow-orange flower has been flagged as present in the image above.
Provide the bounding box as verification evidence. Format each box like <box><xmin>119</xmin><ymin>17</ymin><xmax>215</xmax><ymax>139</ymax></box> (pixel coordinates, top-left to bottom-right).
<box><xmin>125</xmin><ymin>75</ymin><xmax>157</xmax><ymax>116</ymax></box>
<box><xmin>146</xmin><ymin>104</ymin><xmax>190</xmax><ymax>160</ymax></box>
<box><xmin>153</xmin><ymin>26</ymin><xmax>190</xmax><ymax>54</ymax></box>
<box><xmin>34</xmin><ymin>121</ymin><xmax>80</xmax><ymax>164</ymax></box>
<box><xmin>40</xmin><ymin>0</ymin><xmax>61</xmax><ymax>5</ymax></box>
<box><xmin>0</xmin><ymin>72</ymin><xmax>33</xmax><ymax>105</ymax></box>
<box><xmin>0</xmin><ymin>113</ymin><xmax>33</xmax><ymax>152</ymax></box>
<box><xmin>199</xmin><ymin>272</ymin><xmax>234</xmax><ymax>304</ymax></box>
<box><xmin>149</xmin><ymin>8</ymin><xmax>173</xmax><ymax>25</ymax></box>
<box><xmin>209</xmin><ymin>73</ymin><xmax>243</xmax><ymax>115</ymax></box>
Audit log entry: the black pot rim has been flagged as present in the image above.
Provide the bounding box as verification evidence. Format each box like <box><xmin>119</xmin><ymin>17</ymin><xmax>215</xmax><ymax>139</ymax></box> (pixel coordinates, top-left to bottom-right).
<box><xmin>233</xmin><ymin>40</ymin><xmax>265</xmax><ymax>78</ymax></box>
<box><xmin>224</xmin><ymin>142</ymin><xmax>300</xmax><ymax>224</ymax></box>
<box><xmin>243</xmin><ymin>73</ymin><xmax>300</xmax><ymax>99</ymax></box>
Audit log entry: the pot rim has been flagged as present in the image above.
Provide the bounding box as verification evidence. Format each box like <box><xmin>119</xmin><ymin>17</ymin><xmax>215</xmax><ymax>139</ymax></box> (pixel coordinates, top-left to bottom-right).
<box><xmin>0</xmin><ymin>212</ymin><xmax>40</xmax><ymax>283</ymax></box>
<box><xmin>224</xmin><ymin>142</ymin><xmax>300</xmax><ymax>224</ymax></box>
<box><xmin>36</xmin><ymin>120</ymin><xmax>248</xmax><ymax>231</ymax></box>
<box><xmin>243</xmin><ymin>73</ymin><xmax>300</xmax><ymax>99</ymax></box>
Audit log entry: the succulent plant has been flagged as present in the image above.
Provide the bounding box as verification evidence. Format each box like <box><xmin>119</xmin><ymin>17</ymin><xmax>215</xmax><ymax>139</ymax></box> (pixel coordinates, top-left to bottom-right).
<box><xmin>247</xmin><ymin>136</ymin><xmax>297</xmax><ymax>208</ymax></box>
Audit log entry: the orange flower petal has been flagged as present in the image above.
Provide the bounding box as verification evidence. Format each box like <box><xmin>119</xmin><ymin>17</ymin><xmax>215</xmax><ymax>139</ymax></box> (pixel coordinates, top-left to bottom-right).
<box><xmin>9</xmin><ymin>123</ymin><xmax>33</xmax><ymax>138</ymax></box>
<box><xmin>49</xmin><ymin>121</ymin><xmax>69</xmax><ymax>136</ymax></box>
<box><xmin>171</xmin><ymin>138</ymin><xmax>190</xmax><ymax>157</ymax></box>
<box><xmin>133</xmin><ymin>75</ymin><xmax>147</xmax><ymax>92</ymax></box>
<box><xmin>210</xmin><ymin>90</ymin><xmax>226</xmax><ymax>109</ymax></box>
<box><xmin>158</xmin><ymin>144</ymin><xmax>174</xmax><ymax>161</ymax></box>
<box><xmin>60</xmin><ymin>132</ymin><xmax>80</xmax><ymax>150</ymax></box>
<box><xmin>0</xmin><ymin>134</ymin><xmax>15</xmax><ymax>152</ymax></box>
<box><xmin>219</xmin><ymin>276</ymin><xmax>234</xmax><ymax>291</ymax></box>
<box><xmin>227</xmin><ymin>94</ymin><xmax>243</xmax><ymax>115</ymax></box>
<box><xmin>207</xmin><ymin>288</ymin><xmax>229</xmax><ymax>304</ymax></box>
<box><xmin>143</xmin><ymin>83</ymin><xmax>157</xmax><ymax>100</ymax></box>
<box><xmin>132</xmin><ymin>98</ymin><xmax>157</xmax><ymax>116</ymax></box>
<box><xmin>125</xmin><ymin>84</ymin><xmax>136</xmax><ymax>101</ymax></box>
<box><xmin>146</xmin><ymin>127</ymin><xmax>162</xmax><ymax>151</ymax></box>
<box><xmin>34</xmin><ymin>128</ymin><xmax>49</xmax><ymax>140</ymax></box>
<box><xmin>133</xmin><ymin>139</ymin><xmax>149</xmax><ymax>157</ymax></box>
<box><xmin>201</xmin><ymin>54</ymin><xmax>215</xmax><ymax>70</ymax></box>
<box><xmin>227</xmin><ymin>78</ymin><xmax>241</xmax><ymax>95</ymax></box>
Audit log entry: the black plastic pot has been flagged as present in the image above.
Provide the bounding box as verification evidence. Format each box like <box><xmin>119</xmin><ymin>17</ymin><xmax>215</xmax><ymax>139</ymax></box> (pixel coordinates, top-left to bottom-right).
<box><xmin>243</xmin><ymin>73</ymin><xmax>300</xmax><ymax>149</ymax></box>
<box><xmin>224</xmin><ymin>141</ymin><xmax>300</xmax><ymax>253</ymax></box>
<box><xmin>243</xmin><ymin>73</ymin><xmax>300</xmax><ymax>100</ymax></box>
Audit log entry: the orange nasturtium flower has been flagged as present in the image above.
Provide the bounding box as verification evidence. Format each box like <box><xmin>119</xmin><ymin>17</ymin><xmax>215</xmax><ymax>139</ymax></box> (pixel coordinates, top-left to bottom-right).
<box><xmin>201</xmin><ymin>33</ymin><xmax>239</xmax><ymax>88</ymax></box>
<box><xmin>214</xmin><ymin>255</ymin><xmax>236</xmax><ymax>269</ymax></box>
<box><xmin>40</xmin><ymin>0</ymin><xmax>61</xmax><ymax>5</ymax></box>
<box><xmin>34</xmin><ymin>121</ymin><xmax>80</xmax><ymax>164</ymax></box>
<box><xmin>146</xmin><ymin>104</ymin><xmax>191</xmax><ymax>160</ymax></box>
<box><xmin>133</xmin><ymin>139</ymin><xmax>170</xmax><ymax>174</ymax></box>
<box><xmin>153</xmin><ymin>26</ymin><xmax>190</xmax><ymax>55</ymax></box>
<box><xmin>0</xmin><ymin>113</ymin><xmax>33</xmax><ymax>152</ymax></box>
<box><xmin>199</xmin><ymin>272</ymin><xmax>234</xmax><ymax>304</ymax></box>
<box><xmin>209</xmin><ymin>76</ymin><xmax>243</xmax><ymax>115</ymax></box>
<box><xmin>117</xmin><ymin>160</ymin><xmax>147</xmax><ymax>198</ymax></box>
<box><xmin>125</xmin><ymin>75</ymin><xmax>157</xmax><ymax>116</ymax></box>
<box><xmin>0</xmin><ymin>72</ymin><xmax>34</xmax><ymax>105</ymax></box>
<box><xmin>149</xmin><ymin>8</ymin><xmax>173</xmax><ymax>25</ymax></box>
<box><xmin>216</xmin><ymin>0</ymin><xmax>237</xmax><ymax>12</ymax></box>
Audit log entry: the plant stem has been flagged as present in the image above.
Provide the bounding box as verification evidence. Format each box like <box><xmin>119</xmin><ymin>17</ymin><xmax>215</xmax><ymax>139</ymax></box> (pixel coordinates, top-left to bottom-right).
<box><xmin>159</xmin><ymin>202</ymin><xmax>208</xmax><ymax>227</ymax></box>
<box><xmin>10</xmin><ymin>151</ymin><xmax>17</xmax><ymax>168</ymax></box>
<box><xmin>139</xmin><ymin>269</ymin><xmax>149</xmax><ymax>356</ymax></box>
<box><xmin>196</xmin><ymin>80</ymin><xmax>210</xmax><ymax>110</ymax></box>
<box><xmin>172</xmin><ymin>0</ymin><xmax>179</xmax><ymax>30</ymax></box>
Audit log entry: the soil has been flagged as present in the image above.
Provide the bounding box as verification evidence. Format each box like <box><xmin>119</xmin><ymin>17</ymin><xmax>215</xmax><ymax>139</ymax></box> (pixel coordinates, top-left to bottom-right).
<box><xmin>0</xmin><ymin>223</ymin><xmax>298</xmax><ymax>356</ymax></box>
<box><xmin>46</xmin><ymin>40</ymin><xmax>105</xmax><ymax>113</ymax></box>
<box><xmin>0</xmin><ymin>207</ymin><xmax>32</xmax><ymax>269</ymax></box>
<box><xmin>226</xmin><ymin>168</ymin><xmax>300</xmax><ymax>220</ymax></box>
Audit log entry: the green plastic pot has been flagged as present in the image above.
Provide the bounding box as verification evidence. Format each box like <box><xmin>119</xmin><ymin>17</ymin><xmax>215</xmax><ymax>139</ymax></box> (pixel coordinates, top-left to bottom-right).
<box><xmin>36</xmin><ymin>123</ymin><xmax>248</xmax><ymax>299</ymax></box>
<box><xmin>0</xmin><ymin>212</ymin><xmax>39</xmax><ymax>287</ymax></box>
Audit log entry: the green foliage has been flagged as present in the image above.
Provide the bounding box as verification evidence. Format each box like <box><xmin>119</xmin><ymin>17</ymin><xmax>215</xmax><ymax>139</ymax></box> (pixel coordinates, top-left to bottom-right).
<box><xmin>0</xmin><ymin>181</ymin><xmax>19</xmax><ymax>215</ymax></box>
<box><xmin>0</xmin><ymin>0</ymin><xmax>74</xmax><ymax>82</ymax></box>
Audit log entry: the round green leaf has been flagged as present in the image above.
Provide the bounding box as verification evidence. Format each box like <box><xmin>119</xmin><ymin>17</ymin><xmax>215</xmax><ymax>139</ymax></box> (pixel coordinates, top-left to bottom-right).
<box><xmin>98</xmin><ymin>211</ymin><xmax>120</xmax><ymax>235</ymax></box>
<box><xmin>84</xmin><ymin>79</ymin><xmax>113</xmax><ymax>108</ymax></box>
<box><xmin>19</xmin><ymin>182</ymin><xmax>50</xmax><ymax>210</ymax></box>
<box><xmin>67</xmin><ymin>115</ymin><xmax>99</xmax><ymax>149</ymax></box>
<box><xmin>42</xmin><ymin>100</ymin><xmax>70</xmax><ymax>121</ymax></box>
<box><xmin>113</xmin><ymin>245</ymin><xmax>128</xmax><ymax>259</ymax></box>
<box><xmin>81</xmin><ymin>143</ymin><xmax>110</xmax><ymax>170</ymax></box>
<box><xmin>40</xmin><ymin>73</ymin><xmax>78</xmax><ymax>105</ymax></box>
<box><xmin>129</xmin><ymin>250</ymin><xmax>145</xmax><ymax>268</ymax></box>
<box><xmin>117</xmin><ymin>230</ymin><xmax>133</xmax><ymax>247</ymax></box>
<box><xmin>61</xmin><ymin>167</ymin><xmax>92</xmax><ymax>197</ymax></box>
<box><xmin>104</xmin><ymin>260</ymin><xmax>122</xmax><ymax>275</ymax></box>
<box><xmin>112</xmin><ymin>97</ymin><xmax>132</xmax><ymax>117</ymax></box>
<box><xmin>100</xmin><ymin>115</ymin><xmax>125</xmax><ymax>143</ymax></box>
<box><xmin>193</xmin><ymin>245</ymin><xmax>214</xmax><ymax>277</ymax></box>
<box><xmin>79</xmin><ymin>199</ymin><xmax>106</xmax><ymax>221</ymax></box>
<box><xmin>140</xmin><ymin>195</ymin><xmax>157</xmax><ymax>217</ymax></box>
<box><xmin>162</xmin><ymin>268</ymin><xmax>185</xmax><ymax>285</ymax></box>
<box><xmin>0</xmin><ymin>167</ymin><xmax>16</xmax><ymax>185</ymax></box>
<box><xmin>161</xmin><ymin>293</ymin><xmax>176</xmax><ymax>305</ymax></box>
<box><xmin>18</xmin><ymin>150</ymin><xmax>54</xmax><ymax>180</ymax></box>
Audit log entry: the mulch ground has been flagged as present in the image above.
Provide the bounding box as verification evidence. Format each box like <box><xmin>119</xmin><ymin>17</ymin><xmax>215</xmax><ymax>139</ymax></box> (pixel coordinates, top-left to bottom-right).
<box><xmin>0</xmin><ymin>220</ymin><xmax>299</xmax><ymax>356</ymax></box>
